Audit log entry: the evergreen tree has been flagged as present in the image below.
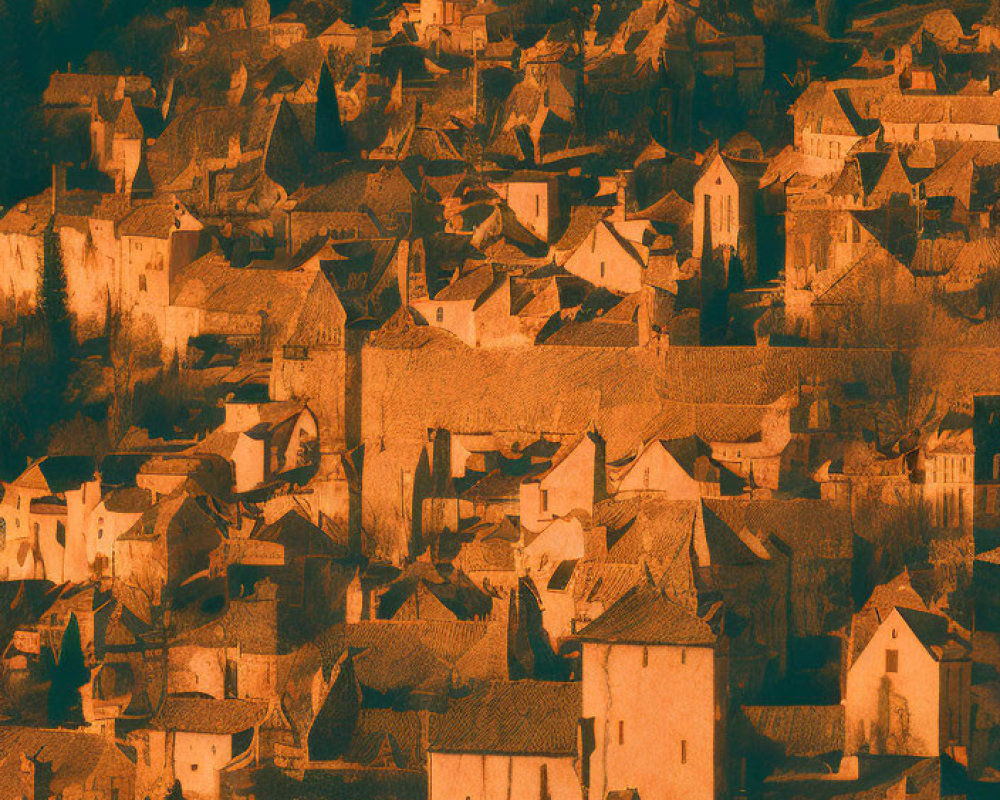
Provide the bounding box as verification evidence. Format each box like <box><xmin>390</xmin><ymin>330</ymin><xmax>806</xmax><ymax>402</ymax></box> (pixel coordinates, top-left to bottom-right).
<box><xmin>46</xmin><ymin>613</ymin><xmax>90</xmax><ymax>725</ymax></box>
<box><xmin>39</xmin><ymin>217</ymin><xmax>72</xmax><ymax>363</ymax></box>
<box><xmin>315</xmin><ymin>59</ymin><xmax>347</xmax><ymax>153</ymax></box>
<box><xmin>165</xmin><ymin>779</ymin><xmax>185</xmax><ymax>800</ymax></box>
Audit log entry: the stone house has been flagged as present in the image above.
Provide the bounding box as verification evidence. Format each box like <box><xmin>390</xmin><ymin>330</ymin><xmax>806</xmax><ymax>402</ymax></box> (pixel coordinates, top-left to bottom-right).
<box><xmin>113</xmin><ymin>489</ymin><xmax>224</xmax><ymax>618</ymax></box>
<box><xmin>921</xmin><ymin>411</ymin><xmax>975</xmax><ymax>536</ymax></box>
<box><xmin>520</xmin><ymin>430</ymin><xmax>605</xmax><ymax>534</ymax></box>
<box><xmin>81</xmin><ymin>486</ymin><xmax>154</xmax><ymax>583</ymax></box>
<box><xmin>578</xmin><ymin>585</ymin><xmax>728</xmax><ymax>800</ymax></box>
<box><xmin>562</xmin><ymin>217</ymin><xmax>651</xmax><ymax>295</ymax></box>
<box><xmin>196</xmin><ymin>400</ymin><xmax>319</xmax><ymax>496</ymax></box>
<box><xmin>488</xmin><ymin>173</ymin><xmax>560</xmax><ymax>243</ymax></box>
<box><xmin>844</xmin><ymin>606</ymin><xmax>971</xmax><ymax>761</ymax></box>
<box><xmin>411</xmin><ymin>265</ymin><xmax>555</xmax><ymax>348</ymax></box>
<box><xmin>143</xmin><ymin>696</ymin><xmax>268</xmax><ymax>800</ymax></box>
<box><xmin>428</xmin><ymin>681</ymin><xmax>583</xmax><ymax>800</ymax></box>
<box><xmin>612</xmin><ymin>436</ymin><xmax>734</xmax><ymax>499</ymax></box>
<box><xmin>0</xmin><ymin>456</ymin><xmax>96</xmax><ymax>583</ymax></box>
<box><xmin>0</xmin><ymin>726</ymin><xmax>135</xmax><ymax>800</ymax></box>
<box><xmin>119</xmin><ymin>199</ymin><xmax>205</xmax><ymax>335</ymax></box>
<box><xmin>693</xmin><ymin>151</ymin><xmax>767</xmax><ymax>288</ymax></box>
<box><xmin>168</xmin><ymin>580</ymin><xmax>281</xmax><ymax>701</ymax></box>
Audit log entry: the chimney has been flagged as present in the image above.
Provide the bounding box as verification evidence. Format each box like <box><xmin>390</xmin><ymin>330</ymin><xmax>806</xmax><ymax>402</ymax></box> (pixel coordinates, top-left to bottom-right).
<box><xmin>614</xmin><ymin>169</ymin><xmax>633</xmax><ymax>221</ymax></box>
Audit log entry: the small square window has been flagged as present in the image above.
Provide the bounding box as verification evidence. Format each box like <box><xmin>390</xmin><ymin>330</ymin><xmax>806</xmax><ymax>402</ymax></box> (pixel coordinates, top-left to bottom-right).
<box><xmin>191</xmin><ymin>764</ymin><xmax>199</xmax><ymax>772</ymax></box>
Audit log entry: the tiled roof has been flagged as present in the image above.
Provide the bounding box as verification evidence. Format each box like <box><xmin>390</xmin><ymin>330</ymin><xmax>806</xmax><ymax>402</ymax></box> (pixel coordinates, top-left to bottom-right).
<box><xmin>430</xmin><ymin>681</ymin><xmax>581</xmax><ymax>755</ymax></box>
<box><xmin>13</xmin><ymin>456</ymin><xmax>96</xmax><ymax>494</ymax></box>
<box><xmin>896</xmin><ymin>607</ymin><xmax>971</xmax><ymax>661</ymax></box>
<box><xmin>543</xmin><ymin>320</ymin><xmax>638</xmax><ymax>348</ymax></box>
<box><xmin>575</xmin><ymin>584</ymin><xmax>716</xmax><ymax>645</ymax></box>
<box><xmin>150</xmin><ymin>697</ymin><xmax>268</xmax><ymax>734</ymax></box>
<box><xmin>663</xmin><ymin>347</ymin><xmax>895</xmax><ymax>405</ymax></box>
<box><xmin>103</xmin><ymin>487</ymin><xmax>154</xmax><ymax>514</ymax></box>
<box><xmin>739</xmin><ymin>705</ymin><xmax>845</xmax><ymax>757</ymax></box>
<box><xmin>0</xmin><ymin>727</ymin><xmax>133</xmax><ymax>797</ymax></box>
<box><xmin>701</xmin><ymin>498</ymin><xmax>853</xmax><ymax>560</ymax></box>
<box><xmin>117</xmin><ymin>202</ymin><xmax>186</xmax><ymax>239</ymax></box>
<box><xmin>435</xmin><ymin>265</ymin><xmax>499</xmax><ymax>303</ymax></box>
<box><xmin>316</xmin><ymin>619</ymin><xmax>497</xmax><ymax>693</ymax></box>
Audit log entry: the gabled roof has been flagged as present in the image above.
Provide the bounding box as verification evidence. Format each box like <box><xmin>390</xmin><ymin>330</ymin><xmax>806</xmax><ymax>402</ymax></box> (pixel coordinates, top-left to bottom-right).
<box><xmin>894</xmin><ymin>606</ymin><xmax>971</xmax><ymax>661</ymax></box>
<box><xmin>575</xmin><ymin>584</ymin><xmax>716</xmax><ymax>645</ymax></box>
<box><xmin>430</xmin><ymin>681</ymin><xmax>581</xmax><ymax>755</ymax></box>
<box><xmin>12</xmin><ymin>456</ymin><xmax>96</xmax><ymax>494</ymax></box>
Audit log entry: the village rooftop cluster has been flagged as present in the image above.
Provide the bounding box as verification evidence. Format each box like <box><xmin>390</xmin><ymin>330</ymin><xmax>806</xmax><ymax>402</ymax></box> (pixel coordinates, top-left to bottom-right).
<box><xmin>8</xmin><ymin>0</ymin><xmax>1000</xmax><ymax>799</ymax></box>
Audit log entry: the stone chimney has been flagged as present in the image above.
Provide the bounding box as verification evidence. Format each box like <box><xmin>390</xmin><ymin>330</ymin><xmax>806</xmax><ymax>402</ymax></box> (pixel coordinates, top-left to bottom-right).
<box><xmin>613</xmin><ymin>169</ymin><xmax>634</xmax><ymax>221</ymax></box>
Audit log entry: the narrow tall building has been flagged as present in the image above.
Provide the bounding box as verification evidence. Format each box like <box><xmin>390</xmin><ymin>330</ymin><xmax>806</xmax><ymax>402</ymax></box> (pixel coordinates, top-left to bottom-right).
<box><xmin>577</xmin><ymin>585</ymin><xmax>728</xmax><ymax>800</ymax></box>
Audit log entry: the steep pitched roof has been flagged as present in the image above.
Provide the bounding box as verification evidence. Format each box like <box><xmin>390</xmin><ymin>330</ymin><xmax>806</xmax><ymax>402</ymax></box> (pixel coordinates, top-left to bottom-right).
<box><xmin>13</xmin><ymin>456</ymin><xmax>96</xmax><ymax>494</ymax></box>
<box><xmin>575</xmin><ymin>584</ymin><xmax>716</xmax><ymax>645</ymax></box>
<box><xmin>430</xmin><ymin>681</ymin><xmax>581</xmax><ymax>755</ymax></box>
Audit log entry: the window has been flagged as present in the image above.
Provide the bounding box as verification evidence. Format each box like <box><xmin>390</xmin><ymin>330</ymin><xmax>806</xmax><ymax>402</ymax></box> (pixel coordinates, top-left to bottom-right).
<box><xmin>540</xmin><ymin>489</ymin><xmax>549</xmax><ymax>513</ymax></box>
<box><xmin>681</xmin><ymin>739</ymin><xmax>687</xmax><ymax>764</ymax></box>
<box><xmin>535</xmin><ymin>195</ymin><xmax>540</xmax><ymax>217</ymax></box>
<box><xmin>190</xmin><ymin>764</ymin><xmax>198</xmax><ymax>772</ymax></box>
<box><xmin>97</xmin><ymin>529</ymin><xmax>103</xmax><ymax>540</ymax></box>
<box><xmin>891</xmin><ymin>628</ymin><xmax>897</xmax><ymax>639</ymax></box>
<box><xmin>886</xmin><ymin>649</ymin><xmax>899</xmax><ymax>673</ymax></box>
<box><xmin>618</xmin><ymin>720</ymin><xmax>624</xmax><ymax>745</ymax></box>
<box><xmin>642</xmin><ymin>467</ymin><xmax>650</xmax><ymax>489</ymax></box>
<box><xmin>993</xmin><ymin>453</ymin><xmax>1000</xmax><ymax>480</ymax></box>
<box><xmin>0</xmin><ymin>518</ymin><xmax>5</xmax><ymax>549</ymax></box>
<box><xmin>436</xmin><ymin>307</ymin><xmax>444</xmax><ymax>323</ymax></box>
<box><xmin>642</xmin><ymin>647</ymin><xmax>648</xmax><ymax>667</ymax></box>
<box><xmin>539</xmin><ymin>764</ymin><xmax>548</xmax><ymax>799</ymax></box>
<box><xmin>600</xmin><ymin>261</ymin><xmax>606</xmax><ymax>278</ymax></box>
<box><xmin>725</xmin><ymin>195</ymin><xmax>733</xmax><ymax>232</ymax></box>
<box><xmin>139</xmin><ymin>274</ymin><xmax>147</xmax><ymax>292</ymax></box>
<box><xmin>681</xmin><ymin>648</ymin><xmax>687</xmax><ymax>665</ymax></box>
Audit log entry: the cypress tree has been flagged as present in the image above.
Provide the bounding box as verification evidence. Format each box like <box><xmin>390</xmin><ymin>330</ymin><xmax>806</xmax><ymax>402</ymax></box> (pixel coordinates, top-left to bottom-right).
<box><xmin>315</xmin><ymin>59</ymin><xmax>346</xmax><ymax>153</ymax></box>
<box><xmin>39</xmin><ymin>217</ymin><xmax>72</xmax><ymax>362</ymax></box>
<box><xmin>47</xmin><ymin>613</ymin><xmax>90</xmax><ymax>725</ymax></box>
